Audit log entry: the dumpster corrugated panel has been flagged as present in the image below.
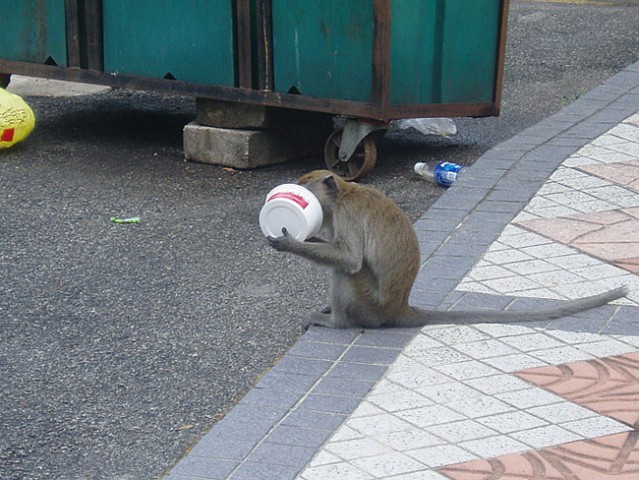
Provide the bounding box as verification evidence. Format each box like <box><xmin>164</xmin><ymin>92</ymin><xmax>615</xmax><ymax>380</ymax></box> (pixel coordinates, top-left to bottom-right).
<box><xmin>391</xmin><ymin>0</ymin><xmax>502</xmax><ymax>106</ymax></box>
<box><xmin>440</xmin><ymin>0</ymin><xmax>501</xmax><ymax>104</ymax></box>
<box><xmin>0</xmin><ymin>0</ymin><xmax>67</xmax><ymax>66</ymax></box>
<box><xmin>390</xmin><ymin>0</ymin><xmax>439</xmax><ymax>106</ymax></box>
<box><xmin>102</xmin><ymin>0</ymin><xmax>235</xmax><ymax>86</ymax></box>
<box><xmin>271</xmin><ymin>0</ymin><xmax>375</xmax><ymax>102</ymax></box>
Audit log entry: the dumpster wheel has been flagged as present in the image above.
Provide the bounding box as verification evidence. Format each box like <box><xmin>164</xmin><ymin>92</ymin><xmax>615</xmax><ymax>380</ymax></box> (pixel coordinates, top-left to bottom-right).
<box><xmin>324</xmin><ymin>128</ymin><xmax>377</xmax><ymax>182</ymax></box>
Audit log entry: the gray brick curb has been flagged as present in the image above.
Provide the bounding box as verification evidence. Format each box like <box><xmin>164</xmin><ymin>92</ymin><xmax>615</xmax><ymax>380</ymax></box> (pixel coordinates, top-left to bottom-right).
<box><xmin>162</xmin><ymin>59</ymin><xmax>639</xmax><ymax>480</ymax></box>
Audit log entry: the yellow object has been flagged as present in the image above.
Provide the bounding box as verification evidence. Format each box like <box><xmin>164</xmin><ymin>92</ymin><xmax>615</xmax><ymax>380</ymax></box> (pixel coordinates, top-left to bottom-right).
<box><xmin>0</xmin><ymin>88</ymin><xmax>35</xmax><ymax>149</ymax></box>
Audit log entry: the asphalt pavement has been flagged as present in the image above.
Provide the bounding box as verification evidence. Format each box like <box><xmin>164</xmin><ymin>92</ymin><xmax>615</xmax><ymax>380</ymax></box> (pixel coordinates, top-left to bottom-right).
<box><xmin>1</xmin><ymin>1</ymin><xmax>639</xmax><ymax>479</ymax></box>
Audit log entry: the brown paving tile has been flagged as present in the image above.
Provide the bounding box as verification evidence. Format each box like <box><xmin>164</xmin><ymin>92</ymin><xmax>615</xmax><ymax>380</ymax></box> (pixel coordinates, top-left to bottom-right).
<box><xmin>440</xmin><ymin>354</ymin><xmax>639</xmax><ymax>479</ymax></box>
<box><xmin>617</xmin><ymin>257</ymin><xmax>639</xmax><ymax>275</ymax></box>
<box><xmin>515</xmin><ymin>353</ymin><xmax>639</xmax><ymax>428</ymax></box>
<box><xmin>579</xmin><ymin>161</ymin><xmax>639</xmax><ymax>193</ymax></box>
<box><xmin>440</xmin><ymin>432</ymin><xmax>639</xmax><ymax>479</ymax></box>
<box><xmin>518</xmin><ymin>207</ymin><xmax>639</xmax><ymax>275</ymax></box>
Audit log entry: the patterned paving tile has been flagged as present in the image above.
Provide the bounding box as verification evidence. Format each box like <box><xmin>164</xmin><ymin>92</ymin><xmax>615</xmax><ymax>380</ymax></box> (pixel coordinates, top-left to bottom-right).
<box><xmin>438</xmin><ymin>353</ymin><xmax>639</xmax><ymax>480</ymax></box>
<box><xmin>580</xmin><ymin>160</ymin><xmax>639</xmax><ymax>193</ymax></box>
<box><xmin>515</xmin><ymin>352</ymin><xmax>639</xmax><ymax>428</ymax></box>
<box><xmin>457</xmin><ymin>111</ymin><xmax>639</xmax><ymax>303</ymax></box>
<box><xmin>517</xmin><ymin>206</ymin><xmax>639</xmax><ymax>276</ymax></box>
<box><xmin>440</xmin><ymin>432</ymin><xmax>639</xmax><ymax>479</ymax></box>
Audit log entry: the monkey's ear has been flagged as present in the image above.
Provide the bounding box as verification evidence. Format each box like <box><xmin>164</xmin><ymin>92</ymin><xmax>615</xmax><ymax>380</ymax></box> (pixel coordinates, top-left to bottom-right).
<box><xmin>323</xmin><ymin>175</ymin><xmax>338</xmax><ymax>194</ymax></box>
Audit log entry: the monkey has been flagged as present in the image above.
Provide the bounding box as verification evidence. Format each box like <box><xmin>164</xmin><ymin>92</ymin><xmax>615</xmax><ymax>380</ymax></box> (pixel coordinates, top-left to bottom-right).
<box><xmin>267</xmin><ymin>170</ymin><xmax>629</xmax><ymax>329</ymax></box>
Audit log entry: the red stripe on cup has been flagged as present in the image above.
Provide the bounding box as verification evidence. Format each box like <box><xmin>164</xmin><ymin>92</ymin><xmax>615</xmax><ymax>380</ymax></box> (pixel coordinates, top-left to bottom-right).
<box><xmin>267</xmin><ymin>191</ymin><xmax>309</xmax><ymax>209</ymax></box>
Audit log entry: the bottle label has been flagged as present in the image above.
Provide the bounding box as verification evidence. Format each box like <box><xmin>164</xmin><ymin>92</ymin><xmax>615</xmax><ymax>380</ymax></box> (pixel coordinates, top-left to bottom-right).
<box><xmin>434</xmin><ymin>162</ymin><xmax>464</xmax><ymax>187</ymax></box>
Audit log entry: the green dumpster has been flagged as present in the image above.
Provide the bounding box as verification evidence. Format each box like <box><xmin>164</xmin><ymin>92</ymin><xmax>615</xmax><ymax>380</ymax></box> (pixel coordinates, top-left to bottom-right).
<box><xmin>271</xmin><ymin>0</ymin><xmax>503</xmax><ymax>105</ymax></box>
<box><xmin>0</xmin><ymin>0</ymin><xmax>67</xmax><ymax>66</ymax></box>
<box><xmin>102</xmin><ymin>0</ymin><xmax>235</xmax><ymax>85</ymax></box>
<box><xmin>0</xmin><ymin>0</ymin><xmax>509</xmax><ymax>179</ymax></box>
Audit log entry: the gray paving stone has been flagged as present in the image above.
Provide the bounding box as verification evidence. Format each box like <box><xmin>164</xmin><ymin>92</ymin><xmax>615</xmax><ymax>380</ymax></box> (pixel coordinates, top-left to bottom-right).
<box><xmin>434</xmin><ymin>242</ymin><xmax>492</xmax><ymax>259</ymax></box>
<box><xmin>457</xmin><ymin>217</ymin><xmax>513</xmax><ymax>234</ymax></box>
<box><xmin>414</xmin><ymin>215</ymin><xmax>464</xmax><ymax>232</ymax></box>
<box><xmin>413</xmin><ymin>276</ymin><xmax>468</xmax><ymax>295</ymax></box>
<box><xmin>248</xmin><ymin>441</ymin><xmax>317</xmax><ymax>467</ymax></box>
<box><xmin>602</xmin><ymin>320</ymin><xmax>639</xmax><ymax>336</ymax></box>
<box><xmin>281</xmin><ymin>410</ymin><xmax>347</xmax><ymax>432</ymax></box>
<box><xmin>254</xmin><ymin>371</ymin><xmax>319</xmax><ymax>393</ymax></box>
<box><xmin>341</xmin><ymin>346</ymin><xmax>402</xmax><ymax>366</ymax></box>
<box><xmin>448</xmin><ymin>292</ymin><xmax>514</xmax><ymax>312</ymax></box>
<box><xmin>611</xmin><ymin>306</ymin><xmax>639</xmax><ymax>323</ymax></box>
<box><xmin>229</xmin><ymin>462</ymin><xmax>300</xmax><ymax>480</ymax></box>
<box><xmin>355</xmin><ymin>330</ymin><xmax>416</xmax><ymax>349</ymax></box>
<box><xmin>473</xmin><ymin>199</ymin><xmax>528</xmax><ymax>214</ymax></box>
<box><xmin>208</xmin><ymin>417</ymin><xmax>275</xmax><ymax>444</ymax></box>
<box><xmin>298</xmin><ymin>393</ymin><xmax>363</xmax><ymax>414</ymax></box>
<box><xmin>411</xmin><ymin>291</ymin><xmax>452</xmax><ymax>309</ymax></box>
<box><xmin>302</xmin><ymin>327</ymin><xmax>361</xmax><ymax>345</ymax></box>
<box><xmin>266</xmin><ymin>423</ymin><xmax>335</xmax><ymax>447</ymax></box>
<box><xmin>189</xmin><ymin>437</ymin><xmax>257</xmax><ymax>461</ymax></box>
<box><xmin>239</xmin><ymin>387</ymin><xmax>304</xmax><ymax>409</ymax></box>
<box><xmin>548</xmin><ymin>315</ymin><xmax>612</xmax><ymax>335</ymax></box>
<box><xmin>287</xmin><ymin>340</ymin><xmax>348</xmax><ymax>361</ymax></box>
<box><xmin>421</xmin><ymin>255</ymin><xmax>477</xmax><ymax>279</ymax></box>
<box><xmin>328</xmin><ymin>361</ymin><xmax>390</xmax><ymax>381</ymax></box>
<box><xmin>445</xmin><ymin>228</ymin><xmax>502</xmax><ymax>247</ymax></box>
<box><xmin>170</xmin><ymin>456</ymin><xmax>238</xmax><ymax>479</ymax></box>
<box><xmin>314</xmin><ymin>376</ymin><xmax>377</xmax><ymax>397</ymax></box>
<box><xmin>222</xmin><ymin>403</ymin><xmax>289</xmax><ymax>429</ymax></box>
<box><xmin>270</xmin><ymin>355</ymin><xmax>335</xmax><ymax>377</ymax></box>
<box><xmin>602</xmin><ymin>306</ymin><xmax>639</xmax><ymax>335</ymax></box>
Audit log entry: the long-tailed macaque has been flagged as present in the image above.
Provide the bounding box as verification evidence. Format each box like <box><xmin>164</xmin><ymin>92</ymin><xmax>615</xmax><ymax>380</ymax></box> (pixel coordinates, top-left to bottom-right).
<box><xmin>267</xmin><ymin>170</ymin><xmax>628</xmax><ymax>329</ymax></box>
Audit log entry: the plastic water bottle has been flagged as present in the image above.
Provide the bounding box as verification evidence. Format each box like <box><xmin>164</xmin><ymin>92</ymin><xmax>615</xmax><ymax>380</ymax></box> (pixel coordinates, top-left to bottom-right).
<box><xmin>414</xmin><ymin>161</ymin><xmax>465</xmax><ymax>187</ymax></box>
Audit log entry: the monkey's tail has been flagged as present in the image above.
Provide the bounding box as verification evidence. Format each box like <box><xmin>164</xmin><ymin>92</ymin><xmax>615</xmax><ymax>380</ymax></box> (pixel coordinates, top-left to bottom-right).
<box><xmin>405</xmin><ymin>286</ymin><xmax>629</xmax><ymax>327</ymax></box>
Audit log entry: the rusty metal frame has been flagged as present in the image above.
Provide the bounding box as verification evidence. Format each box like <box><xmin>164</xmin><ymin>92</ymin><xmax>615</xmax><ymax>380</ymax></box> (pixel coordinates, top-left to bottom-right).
<box><xmin>0</xmin><ymin>0</ymin><xmax>510</xmax><ymax>122</ymax></box>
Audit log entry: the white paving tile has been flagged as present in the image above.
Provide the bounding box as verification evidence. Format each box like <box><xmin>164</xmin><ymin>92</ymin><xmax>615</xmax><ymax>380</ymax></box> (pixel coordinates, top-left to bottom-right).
<box><xmin>483</xmin><ymin>353</ymin><xmax>548</xmax><ymax>372</ymax></box>
<box><xmin>510</xmin><ymin>425</ymin><xmax>582</xmax><ymax>449</ymax></box>
<box><xmin>433</xmin><ymin>360</ymin><xmax>503</xmax><ymax>381</ymax></box>
<box><xmin>445</xmin><ymin>394</ymin><xmax>515</xmax><ymax>419</ymax></box>
<box><xmin>476</xmin><ymin>410</ymin><xmax>549</xmax><ymax>434</ymax></box>
<box><xmin>351</xmin><ymin>452</ymin><xmax>427</xmax><ymax>477</ymax></box>
<box><xmin>496</xmin><ymin>387</ymin><xmax>564</xmax><ymax>409</ymax></box>
<box><xmin>452</xmin><ymin>339</ymin><xmax>520</xmax><ymax>359</ymax></box>
<box><xmin>308</xmin><ymin>450</ymin><xmax>342</xmax><ymax>467</ymax></box>
<box><xmin>464</xmin><ymin>374</ymin><xmax>531</xmax><ymax>395</ymax></box>
<box><xmin>416</xmin><ymin>381</ymin><xmax>485</xmax><ymax>404</ymax></box>
<box><xmin>499</xmin><ymin>332</ymin><xmax>565</xmax><ymax>352</ymax></box>
<box><xmin>423</xmin><ymin>325</ymin><xmax>491</xmax><ymax>345</ymax></box>
<box><xmin>351</xmin><ymin>401</ymin><xmax>388</xmax><ymax>418</ymax></box>
<box><xmin>326</xmin><ymin>437</ymin><xmax>393</xmax><ymax>460</ymax></box>
<box><xmin>425</xmin><ymin>419</ymin><xmax>498</xmax><ymax>443</ymax></box>
<box><xmin>300</xmin><ymin>461</ymin><xmax>373</xmax><ymax>480</ymax></box>
<box><xmin>459</xmin><ymin>435</ymin><xmax>530</xmax><ymax>458</ymax></box>
<box><xmin>395</xmin><ymin>405</ymin><xmax>466</xmax><ymax>429</ymax></box>
<box><xmin>377</xmin><ymin>429</ymin><xmax>445</xmax><ymax>452</ymax></box>
<box><xmin>407</xmin><ymin>444</ymin><xmax>478</xmax><ymax>468</ymax></box>
<box><xmin>346</xmin><ymin>415</ymin><xmax>417</xmax><ymax>437</ymax></box>
<box><xmin>527</xmin><ymin>402</ymin><xmax>597</xmax><ymax>424</ymax></box>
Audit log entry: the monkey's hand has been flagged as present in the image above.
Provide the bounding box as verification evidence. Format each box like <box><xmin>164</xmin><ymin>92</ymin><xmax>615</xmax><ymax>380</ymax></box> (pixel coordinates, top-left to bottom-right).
<box><xmin>266</xmin><ymin>227</ymin><xmax>297</xmax><ymax>252</ymax></box>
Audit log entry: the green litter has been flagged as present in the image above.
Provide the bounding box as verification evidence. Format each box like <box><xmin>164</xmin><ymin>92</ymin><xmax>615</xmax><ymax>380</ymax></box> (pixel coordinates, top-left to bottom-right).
<box><xmin>110</xmin><ymin>216</ymin><xmax>141</xmax><ymax>224</ymax></box>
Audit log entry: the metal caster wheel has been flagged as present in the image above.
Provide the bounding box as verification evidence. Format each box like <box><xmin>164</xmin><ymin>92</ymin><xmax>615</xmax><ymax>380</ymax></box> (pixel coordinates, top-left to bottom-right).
<box><xmin>324</xmin><ymin>128</ymin><xmax>377</xmax><ymax>182</ymax></box>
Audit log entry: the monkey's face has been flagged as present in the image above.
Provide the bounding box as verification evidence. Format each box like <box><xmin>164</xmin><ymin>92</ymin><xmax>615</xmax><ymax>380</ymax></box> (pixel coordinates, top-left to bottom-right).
<box><xmin>298</xmin><ymin>170</ymin><xmax>342</xmax><ymax>213</ymax></box>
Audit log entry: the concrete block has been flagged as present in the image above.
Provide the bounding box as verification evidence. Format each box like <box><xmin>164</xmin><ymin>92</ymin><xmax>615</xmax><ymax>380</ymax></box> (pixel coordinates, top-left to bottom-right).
<box><xmin>196</xmin><ymin>97</ymin><xmax>332</xmax><ymax>129</ymax></box>
<box><xmin>183</xmin><ymin>121</ymin><xmax>330</xmax><ymax>169</ymax></box>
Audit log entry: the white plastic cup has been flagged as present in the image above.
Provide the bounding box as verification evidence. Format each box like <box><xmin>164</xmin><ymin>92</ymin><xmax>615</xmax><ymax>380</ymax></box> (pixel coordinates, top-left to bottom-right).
<box><xmin>259</xmin><ymin>184</ymin><xmax>323</xmax><ymax>241</ymax></box>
